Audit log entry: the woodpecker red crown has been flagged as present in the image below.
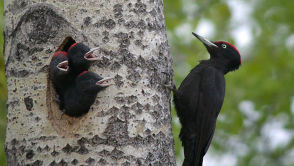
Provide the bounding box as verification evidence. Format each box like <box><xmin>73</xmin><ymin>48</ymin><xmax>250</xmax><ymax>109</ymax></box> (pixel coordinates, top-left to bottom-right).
<box><xmin>215</xmin><ymin>41</ymin><xmax>240</xmax><ymax>55</ymax></box>
<box><xmin>78</xmin><ymin>71</ymin><xmax>88</xmax><ymax>77</ymax></box>
<box><xmin>68</xmin><ymin>43</ymin><xmax>78</xmax><ymax>51</ymax></box>
<box><xmin>215</xmin><ymin>41</ymin><xmax>241</xmax><ymax>64</ymax></box>
<box><xmin>53</xmin><ymin>51</ymin><xmax>68</xmax><ymax>57</ymax></box>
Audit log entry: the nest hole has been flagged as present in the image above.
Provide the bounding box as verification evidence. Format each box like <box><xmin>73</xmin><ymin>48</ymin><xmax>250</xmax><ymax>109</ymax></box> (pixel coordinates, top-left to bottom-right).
<box><xmin>46</xmin><ymin>36</ymin><xmax>87</xmax><ymax>137</ymax></box>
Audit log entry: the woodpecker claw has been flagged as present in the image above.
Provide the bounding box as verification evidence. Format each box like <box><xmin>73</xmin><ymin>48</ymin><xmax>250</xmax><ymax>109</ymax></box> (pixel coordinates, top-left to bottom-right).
<box><xmin>54</xmin><ymin>95</ymin><xmax>61</xmax><ymax>103</ymax></box>
<box><xmin>161</xmin><ymin>71</ymin><xmax>169</xmax><ymax>75</ymax></box>
<box><xmin>59</xmin><ymin>110</ymin><xmax>65</xmax><ymax>120</ymax></box>
<box><xmin>96</xmin><ymin>77</ymin><xmax>114</xmax><ymax>87</ymax></box>
<box><xmin>57</xmin><ymin>60</ymin><xmax>69</xmax><ymax>71</ymax></box>
<box><xmin>163</xmin><ymin>84</ymin><xmax>177</xmax><ymax>91</ymax></box>
<box><xmin>161</xmin><ymin>71</ymin><xmax>177</xmax><ymax>92</ymax></box>
<box><xmin>84</xmin><ymin>47</ymin><xmax>102</xmax><ymax>61</ymax></box>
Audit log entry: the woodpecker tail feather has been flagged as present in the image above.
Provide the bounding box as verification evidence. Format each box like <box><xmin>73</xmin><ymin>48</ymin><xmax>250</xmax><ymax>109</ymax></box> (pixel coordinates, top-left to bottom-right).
<box><xmin>181</xmin><ymin>131</ymin><xmax>203</xmax><ymax>166</ymax></box>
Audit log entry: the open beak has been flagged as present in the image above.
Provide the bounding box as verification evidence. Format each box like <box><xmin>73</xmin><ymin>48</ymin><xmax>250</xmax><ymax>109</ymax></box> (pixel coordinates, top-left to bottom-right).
<box><xmin>96</xmin><ymin>77</ymin><xmax>114</xmax><ymax>87</ymax></box>
<box><xmin>84</xmin><ymin>47</ymin><xmax>102</xmax><ymax>61</ymax></box>
<box><xmin>57</xmin><ymin>60</ymin><xmax>69</xmax><ymax>72</ymax></box>
<box><xmin>192</xmin><ymin>32</ymin><xmax>218</xmax><ymax>48</ymax></box>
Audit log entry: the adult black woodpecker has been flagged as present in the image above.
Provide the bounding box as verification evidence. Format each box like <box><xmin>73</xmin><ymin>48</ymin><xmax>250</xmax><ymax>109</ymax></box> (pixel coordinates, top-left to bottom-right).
<box><xmin>67</xmin><ymin>42</ymin><xmax>101</xmax><ymax>74</ymax></box>
<box><xmin>49</xmin><ymin>51</ymin><xmax>73</xmax><ymax>109</ymax></box>
<box><xmin>62</xmin><ymin>71</ymin><xmax>113</xmax><ymax>117</ymax></box>
<box><xmin>172</xmin><ymin>32</ymin><xmax>241</xmax><ymax>166</ymax></box>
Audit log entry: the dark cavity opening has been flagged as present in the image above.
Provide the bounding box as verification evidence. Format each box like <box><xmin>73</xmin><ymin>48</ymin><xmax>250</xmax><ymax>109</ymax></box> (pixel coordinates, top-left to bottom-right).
<box><xmin>55</xmin><ymin>36</ymin><xmax>76</xmax><ymax>52</ymax></box>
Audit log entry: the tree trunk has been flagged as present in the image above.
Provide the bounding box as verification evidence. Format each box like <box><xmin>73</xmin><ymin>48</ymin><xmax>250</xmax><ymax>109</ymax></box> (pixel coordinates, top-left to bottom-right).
<box><xmin>4</xmin><ymin>0</ymin><xmax>175</xmax><ymax>165</ymax></box>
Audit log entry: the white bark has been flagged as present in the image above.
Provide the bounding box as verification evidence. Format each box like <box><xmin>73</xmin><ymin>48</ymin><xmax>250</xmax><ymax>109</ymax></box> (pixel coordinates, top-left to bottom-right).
<box><xmin>4</xmin><ymin>0</ymin><xmax>175</xmax><ymax>165</ymax></box>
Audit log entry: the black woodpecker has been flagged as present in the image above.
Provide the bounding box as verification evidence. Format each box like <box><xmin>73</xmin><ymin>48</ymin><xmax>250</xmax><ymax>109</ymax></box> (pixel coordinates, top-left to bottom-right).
<box><xmin>68</xmin><ymin>42</ymin><xmax>101</xmax><ymax>75</ymax></box>
<box><xmin>62</xmin><ymin>71</ymin><xmax>113</xmax><ymax>117</ymax></box>
<box><xmin>49</xmin><ymin>51</ymin><xmax>73</xmax><ymax>109</ymax></box>
<box><xmin>172</xmin><ymin>32</ymin><xmax>241</xmax><ymax>166</ymax></box>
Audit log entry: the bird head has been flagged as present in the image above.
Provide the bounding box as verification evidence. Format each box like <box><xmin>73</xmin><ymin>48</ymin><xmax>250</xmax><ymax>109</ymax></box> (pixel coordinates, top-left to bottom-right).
<box><xmin>192</xmin><ymin>32</ymin><xmax>241</xmax><ymax>72</ymax></box>
<box><xmin>54</xmin><ymin>51</ymin><xmax>69</xmax><ymax>69</ymax></box>
<box><xmin>68</xmin><ymin>43</ymin><xmax>101</xmax><ymax>73</ymax></box>
<box><xmin>50</xmin><ymin>51</ymin><xmax>69</xmax><ymax>79</ymax></box>
<box><xmin>77</xmin><ymin>71</ymin><xmax>113</xmax><ymax>94</ymax></box>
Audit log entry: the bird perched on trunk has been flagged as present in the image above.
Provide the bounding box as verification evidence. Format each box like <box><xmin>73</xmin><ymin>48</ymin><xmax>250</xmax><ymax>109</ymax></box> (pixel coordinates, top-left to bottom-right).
<box><xmin>170</xmin><ymin>33</ymin><xmax>241</xmax><ymax>166</ymax></box>
<box><xmin>68</xmin><ymin>42</ymin><xmax>101</xmax><ymax>74</ymax></box>
<box><xmin>49</xmin><ymin>51</ymin><xmax>74</xmax><ymax>109</ymax></box>
<box><xmin>62</xmin><ymin>71</ymin><xmax>113</xmax><ymax>117</ymax></box>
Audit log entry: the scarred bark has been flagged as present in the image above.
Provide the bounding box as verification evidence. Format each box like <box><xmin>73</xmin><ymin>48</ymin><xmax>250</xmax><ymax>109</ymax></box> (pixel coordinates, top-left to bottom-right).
<box><xmin>4</xmin><ymin>0</ymin><xmax>175</xmax><ymax>165</ymax></box>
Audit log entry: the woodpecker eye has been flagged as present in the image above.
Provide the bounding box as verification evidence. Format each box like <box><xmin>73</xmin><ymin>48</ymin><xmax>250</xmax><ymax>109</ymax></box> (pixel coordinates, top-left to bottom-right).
<box><xmin>221</xmin><ymin>44</ymin><xmax>227</xmax><ymax>48</ymax></box>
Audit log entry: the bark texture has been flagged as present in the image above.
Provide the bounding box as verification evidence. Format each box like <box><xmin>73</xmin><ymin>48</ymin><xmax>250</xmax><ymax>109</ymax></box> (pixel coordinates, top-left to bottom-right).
<box><xmin>4</xmin><ymin>0</ymin><xmax>175</xmax><ymax>165</ymax></box>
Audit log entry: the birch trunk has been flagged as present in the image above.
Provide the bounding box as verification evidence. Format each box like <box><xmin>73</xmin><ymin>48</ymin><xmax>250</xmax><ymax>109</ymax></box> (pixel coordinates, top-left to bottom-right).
<box><xmin>4</xmin><ymin>0</ymin><xmax>175</xmax><ymax>165</ymax></box>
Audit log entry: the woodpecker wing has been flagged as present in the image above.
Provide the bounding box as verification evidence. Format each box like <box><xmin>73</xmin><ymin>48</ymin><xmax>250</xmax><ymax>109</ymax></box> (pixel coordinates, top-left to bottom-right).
<box><xmin>174</xmin><ymin>66</ymin><xmax>201</xmax><ymax>128</ymax></box>
<box><xmin>199</xmin><ymin>67</ymin><xmax>225</xmax><ymax>154</ymax></box>
<box><xmin>194</xmin><ymin>66</ymin><xmax>225</xmax><ymax>165</ymax></box>
<box><xmin>174</xmin><ymin>65</ymin><xmax>202</xmax><ymax>165</ymax></box>
<box><xmin>174</xmin><ymin>65</ymin><xmax>225</xmax><ymax>166</ymax></box>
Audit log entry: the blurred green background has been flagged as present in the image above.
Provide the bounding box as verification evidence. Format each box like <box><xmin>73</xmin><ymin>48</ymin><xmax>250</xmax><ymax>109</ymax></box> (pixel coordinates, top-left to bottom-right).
<box><xmin>1</xmin><ymin>0</ymin><xmax>294</xmax><ymax>165</ymax></box>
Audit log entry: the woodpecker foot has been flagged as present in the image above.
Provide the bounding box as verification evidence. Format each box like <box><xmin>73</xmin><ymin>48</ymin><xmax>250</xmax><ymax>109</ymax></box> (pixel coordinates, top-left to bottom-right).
<box><xmin>59</xmin><ymin>109</ymin><xmax>65</xmax><ymax>120</ymax></box>
<box><xmin>161</xmin><ymin>71</ymin><xmax>169</xmax><ymax>76</ymax></box>
<box><xmin>55</xmin><ymin>95</ymin><xmax>61</xmax><ymax>103</ymax></box>
<box><xmin>161</xmin><ymin>71</ymin><xmax>177</xmax><ymax>92</ymax></box>
<box><xmin>163</xmin><ymin>83</ymin><xmax>177</xmax><ymax>92</ymax></box>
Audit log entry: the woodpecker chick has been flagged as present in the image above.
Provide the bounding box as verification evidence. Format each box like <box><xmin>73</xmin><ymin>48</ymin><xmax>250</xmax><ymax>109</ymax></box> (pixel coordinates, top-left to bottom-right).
<box><xmin>49</xmin><ymin>51</ymin><xmax>69</xmax><ymax>84</ymax></box>
<box><xmin>49</xmin><ymin>51</ymin><xmax>74</xmax><ymax>108</ymax></box>
<box><xmin>68</xmin><ymin>43</ymin><xmax>101</xmax><ymax>74</ymax></box>
<box><xmin>172</xmin><ymin>33</ymin><xmax>241</xmax><ymax>166</ymax></box>
<box><xmin>63</xmin><ymin>71</ymin><xmax>113</xmax><ymax>117</ymax></box>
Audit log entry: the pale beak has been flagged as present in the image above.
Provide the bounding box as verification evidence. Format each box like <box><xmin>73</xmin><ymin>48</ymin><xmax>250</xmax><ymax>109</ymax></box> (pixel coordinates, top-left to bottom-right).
<box><xmin>84</xmin><ymin>47</ymin><xmax>102</xmax><ymax>61</ymax></box>
<box><xmin>96</xmin><ymin>77</ymin><xmax>114</xmax><ymax>87</ymax></box>
<box><xmin>192</xmin><ymin>32</ymin><xmax>218</xmax><ymax>48</ymax></box>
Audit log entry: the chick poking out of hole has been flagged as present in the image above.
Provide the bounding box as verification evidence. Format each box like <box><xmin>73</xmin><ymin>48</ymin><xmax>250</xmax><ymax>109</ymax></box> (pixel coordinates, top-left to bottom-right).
<box><xmin>49</xmin><ymin>51</ymin><xmax>75</xmax><ymax>109</ymax></box>
<box><xmin>50</xmin><ymin>41</ymin><xmax>112</xmax><ymax>117</ymax></box>
<box><xmin>68</xmin><ymin>43</ymin><xmax>101</xmax><ymax>75</ymax></box>
<box><xmin>62</xmin><ymin>71</ymin><xmax>113</xmax><ymax>117</ymax></box>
